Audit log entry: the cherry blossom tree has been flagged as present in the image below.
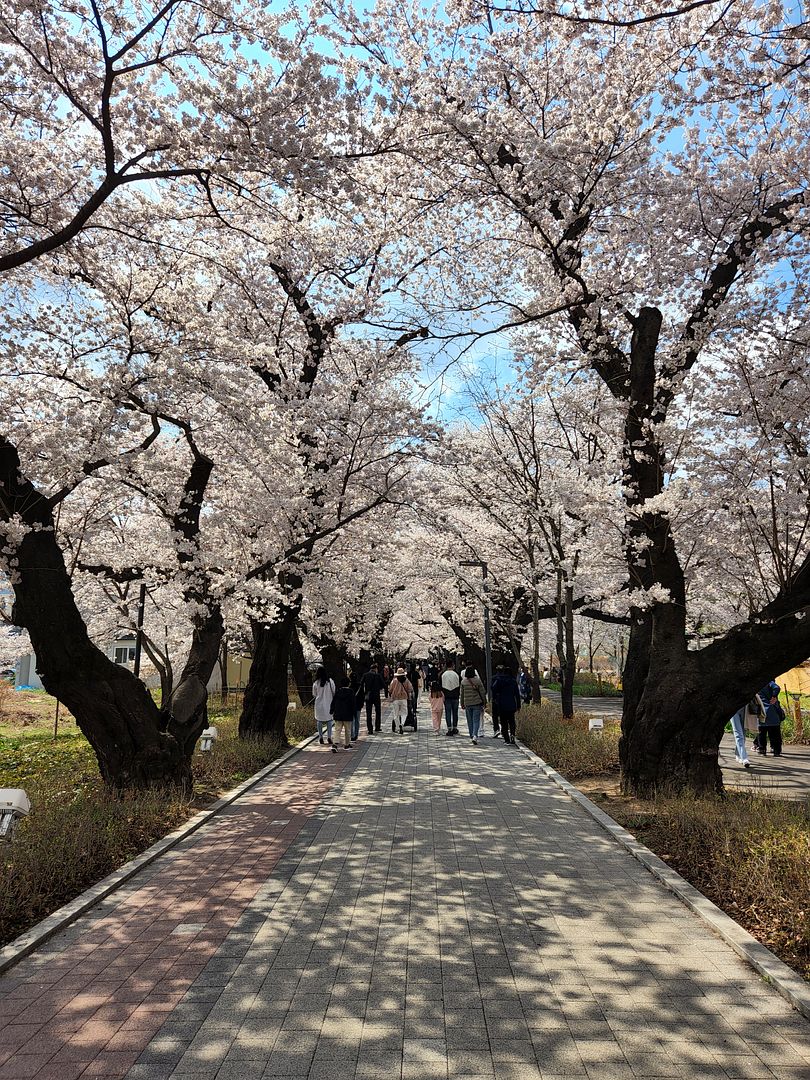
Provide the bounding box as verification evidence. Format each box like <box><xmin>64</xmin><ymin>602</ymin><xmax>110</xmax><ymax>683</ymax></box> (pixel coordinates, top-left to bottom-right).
<box><xmin>337</xmin><ymin>0</ymin><xmax>810</xmax><ymax>793</ymax></box>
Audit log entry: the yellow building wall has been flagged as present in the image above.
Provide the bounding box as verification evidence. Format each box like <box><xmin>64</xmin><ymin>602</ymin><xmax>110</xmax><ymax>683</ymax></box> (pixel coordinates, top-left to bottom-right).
<box><xmin>777</xmin><ymin>663</ymin><xmax>810</xmax><ymax>695</ymax></box>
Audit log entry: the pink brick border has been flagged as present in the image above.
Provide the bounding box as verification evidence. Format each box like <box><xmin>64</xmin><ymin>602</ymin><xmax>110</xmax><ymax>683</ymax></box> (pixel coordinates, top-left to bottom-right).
<box><xmin>0</xmin><ymin>733</ymin><xmax>318</xmax><ymax>976</ymax></box>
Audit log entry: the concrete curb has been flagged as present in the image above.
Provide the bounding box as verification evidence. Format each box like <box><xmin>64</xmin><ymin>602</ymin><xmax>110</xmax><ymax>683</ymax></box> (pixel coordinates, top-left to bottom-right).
<box><xmin>0</xmin><ymin>732</ymin><xmax>318</xmax><ymax>976</ymax></box>
<box><xmin>514</xmin><ymin>740</ymin><xmax>810</xmax><ymax>1021</ymax></box>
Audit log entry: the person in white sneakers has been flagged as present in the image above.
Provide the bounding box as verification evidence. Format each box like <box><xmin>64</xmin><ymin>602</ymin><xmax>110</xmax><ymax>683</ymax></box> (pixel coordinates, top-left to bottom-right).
<box><xmin>460</xmin><ymin>666</ymin><xmax>487</xmax><ymax>745</ymax></box>
<box><xmin>388</xmin><ymin>667</ymin><xmax>414</xmax><ymax>734</ymax></box>
<box><xmin>313</xmin><ymin>667</ymin><xmax>335</xmax><ymax>746</ymax></box>
<box><xmin>729</xmin><ymin>700</ymin><xmax>755</xmax><ymax>768</ymax></box>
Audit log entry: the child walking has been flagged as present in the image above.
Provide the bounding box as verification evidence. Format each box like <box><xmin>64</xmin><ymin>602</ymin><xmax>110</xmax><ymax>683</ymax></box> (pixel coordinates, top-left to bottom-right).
<box><xmin>429</xmin><ymin>681</ymin><xmax>445</xmax><ymax>733</ymax></box>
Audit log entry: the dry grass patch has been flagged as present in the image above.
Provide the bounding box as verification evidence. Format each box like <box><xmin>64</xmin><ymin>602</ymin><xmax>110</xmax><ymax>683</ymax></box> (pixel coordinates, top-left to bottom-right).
<box><xmin>517</xmin><ymin>699</ymin><xmax>620</xmax><ymax>778</ymax></box>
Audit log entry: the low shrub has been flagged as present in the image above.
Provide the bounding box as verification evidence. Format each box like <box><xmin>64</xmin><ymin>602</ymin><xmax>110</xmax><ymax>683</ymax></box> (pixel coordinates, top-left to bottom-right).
<box><xmin>617</xmin><ymin>794</ymin><xmax>810</xmax><ymax>980</ymax></box>
<box><xmin>0</xmin><ymin>702</ymin><xmax>315</xmax><ymax>947</ymax></box>
<box><xmin>517</xmin><ymin>699</ymin><xmax>620</xmax><ymax>778</ymax></box>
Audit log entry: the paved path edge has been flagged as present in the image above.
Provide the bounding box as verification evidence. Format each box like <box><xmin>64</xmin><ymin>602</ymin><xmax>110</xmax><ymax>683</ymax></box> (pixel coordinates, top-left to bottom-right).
<box><xmin>0</xmin><ymin>731</ymin><xmax>318</xmax><ymax>977</ymax></box>
<box><xmin>514</xmin><ymin>739</ymin><xmax>810</xmax><ymax>1021</ymax></box>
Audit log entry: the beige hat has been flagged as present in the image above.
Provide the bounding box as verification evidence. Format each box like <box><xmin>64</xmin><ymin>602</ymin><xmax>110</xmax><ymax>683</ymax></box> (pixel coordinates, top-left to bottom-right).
<box><xmin>395</xmin><ymin>667</ymin><xmax>407</xmax><ymax>676</ymax></box>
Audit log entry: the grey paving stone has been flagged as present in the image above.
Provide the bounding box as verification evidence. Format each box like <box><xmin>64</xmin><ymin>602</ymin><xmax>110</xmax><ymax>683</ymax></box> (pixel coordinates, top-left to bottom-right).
<box><xmin>100</xmin><ymin>716</ymin><xmax>810</xmax><ymax>1080</ymax></box>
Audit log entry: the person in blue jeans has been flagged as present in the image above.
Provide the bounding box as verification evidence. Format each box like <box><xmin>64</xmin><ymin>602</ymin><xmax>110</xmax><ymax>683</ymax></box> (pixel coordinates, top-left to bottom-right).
<box><xmin>441</xmin><ymin>661</ymin><xmax>460</xmax><ymax>735</ymax></box>
<box><xmin>729</xmin><ymin>706</ymin><xmax>751</xmax><ymax>768</ymax></box>
<box><xmin>460</xmin><ymin>666</ymin><xmax>487</xmax><ymax>745</ymax></box>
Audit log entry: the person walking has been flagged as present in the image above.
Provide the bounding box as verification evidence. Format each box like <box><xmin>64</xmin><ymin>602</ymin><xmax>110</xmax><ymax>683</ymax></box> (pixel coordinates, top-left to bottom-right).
<box><xmin>382</xmin><ymin>663</ymin><xmax>391</xmax><ymax>697</ymax></box>
<box><xmin>491</xmin><ymin>665</ymin><xmax>521</xmax><ymax>745</ymax></box>
<box><xmin>460</xmin><ymin>666</ymin><xmax>487</xmax><ymax>745</ymax></box>
<box><xmin>519</xmin><ymin>668</ymin><xmax>532</xmax><ymax>706</ymax></box>
<box><xmin>359</xmin><ymin>662</ymin><xmax>386</xmax><ymax>734</ymax></box>
<box><xmin>757</xmin><ymin>681</ymin><xmax>785</xmax><ymax>757</ymax></box>
<box><xmin>313</xmin><ymin>667</ymin><xmax>335</xmax><ymax>746</ymax></box>
<box><xmin>407</xmin><ymin>661</ymin><xmax>421</xmax><ymax>728</ymax></box>
<box><xmin>388</xmin><ymin>667</ymin><xmax>414</xmax><ymax>734</ymax></box>
<box><xmin>441</xmin><ymin>660</ymin><xmax>460</xmax><ymax>735</ymax></box>
<box><xmin>330</xmin><ymin>676</ymin><xmax>356</xmax><ymax>752</ymax></box>
<box><xmin>429</xmin><ymin>681</ymin><xmax>445</xmax><ymax>733</ymax></box>
<box><xmin>729</xmin><ymin>699</ymin><xmax>756</xmax><ymax>768</ymax></box>
<box><xmin>348</xmin><ymin>668</ymin><xmax>363</xmax><ymax>742</ymax></box>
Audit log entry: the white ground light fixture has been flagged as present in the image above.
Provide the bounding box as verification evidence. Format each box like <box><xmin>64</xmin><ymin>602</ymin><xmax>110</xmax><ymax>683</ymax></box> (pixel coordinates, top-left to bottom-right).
<box><xmin>0</xmin><ymin>788</ymin><xmax>31</xmax><ymax>841</ymax></box>
<box><xmin>199</xmin><ymin>726</ymin><xmax>218</xmax><ymax>752</ymax></box>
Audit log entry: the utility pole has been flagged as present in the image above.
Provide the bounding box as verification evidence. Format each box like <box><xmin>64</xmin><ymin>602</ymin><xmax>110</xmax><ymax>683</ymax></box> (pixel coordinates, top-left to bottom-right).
<box><xmin>133</xmin><ymin>582</ymin><xmax>147</xmax><ymax>679</ymax></box>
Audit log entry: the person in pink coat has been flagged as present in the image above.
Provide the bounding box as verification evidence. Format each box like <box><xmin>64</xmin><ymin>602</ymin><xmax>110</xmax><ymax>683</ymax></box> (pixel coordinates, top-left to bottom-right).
<box><xmin>388</xmin><ymin>667</ymin><xmax>414</xmax><ymax>734</ymax></box>
<box><xmin>429</xmin><ymin>681</ymin><xmax>445</xmax><ymax>733</ymax></box>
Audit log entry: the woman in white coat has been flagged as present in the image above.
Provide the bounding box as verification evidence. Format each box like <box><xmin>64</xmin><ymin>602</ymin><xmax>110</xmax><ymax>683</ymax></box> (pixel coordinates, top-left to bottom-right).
<box><xmin>313</xmin><ymin>667</ymin><xmax>336</xmax><ymax>745</ymax></box>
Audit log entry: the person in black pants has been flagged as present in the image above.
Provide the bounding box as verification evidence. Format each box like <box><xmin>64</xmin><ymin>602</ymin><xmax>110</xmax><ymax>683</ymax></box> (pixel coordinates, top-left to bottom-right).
<box><xmin>359</xmin><ymin>662</ymin><xmax>386</xmax><ymax>733</ymax></box>
<box><xmin>491</xmin><ymin>665</ymin><xmax>522</xmax><ymax>745</ymax></box>
<box><xmin>757</xmin><ymin>681</ymin><xmax>785</xmax><ymax>756</ymax></box>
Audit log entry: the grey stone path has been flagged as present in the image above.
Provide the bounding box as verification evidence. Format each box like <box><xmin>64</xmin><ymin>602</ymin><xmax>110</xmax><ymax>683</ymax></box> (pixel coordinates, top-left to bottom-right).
<box><xmin>122</xmin><ymin>703</ymin><xmax>810</xmax><ymax>1080</ymax></box>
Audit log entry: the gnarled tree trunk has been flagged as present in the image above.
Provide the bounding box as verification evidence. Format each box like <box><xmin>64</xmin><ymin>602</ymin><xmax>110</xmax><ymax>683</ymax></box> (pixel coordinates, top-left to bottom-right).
<box><xmin>290</xmin><ymin>626</ymin><xmax>314</xmax><ymax>705</ymax></box>
<box><xmin>164</xmin><ymin>606</ymin><xmax>224</xmax><ymax>758</ymax></box>
<box><xmin>1</xmin><ymin>436</ymin><xmax>190</xmax><ymax>790</ymax></box>
<box><xmin>239</xmin><ymin>606</ymin><xmax>299</xmax><ymax>741</ymax></box>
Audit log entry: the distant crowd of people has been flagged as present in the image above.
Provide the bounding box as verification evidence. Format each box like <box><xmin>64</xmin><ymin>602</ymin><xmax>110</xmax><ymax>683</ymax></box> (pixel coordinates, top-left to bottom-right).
<box><xmin>311</xmin><ymin>658</ymin><xmax>534</xmax><ymax>750</ymax></box>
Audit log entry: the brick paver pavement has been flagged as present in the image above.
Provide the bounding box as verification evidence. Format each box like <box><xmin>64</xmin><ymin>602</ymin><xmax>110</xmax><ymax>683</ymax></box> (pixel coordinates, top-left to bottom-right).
<box><xmin>2</xmin><ymin>703</ymin><xmax>810</xmax><ymax>1080</ymax></box>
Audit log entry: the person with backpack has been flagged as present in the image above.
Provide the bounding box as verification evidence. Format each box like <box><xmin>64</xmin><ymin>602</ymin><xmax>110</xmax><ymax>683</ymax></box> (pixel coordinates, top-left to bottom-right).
<box><xmin>441</xmin><ymin>660</ymin><xmax>461</xmax><ymax>735</ymax></box>
<box><xmin>757</xmin><ymin>681</ymin><xmax>785</xmax><ymax>757</ymax></box>
<box><xmin>491</xmin><ymin>665</ymin><xmax>522</xmax><ymax>745</ymax></box>
<box><xmin>312</xmin><ymin>667</ymin><xmax>335</xmax><ymax>746</ymax></box>
<box><xmin>460</xmin><ymin>666</ymin><xmax>487</xmax><ymax>745</ymax></box>
<box><xmin>359</xmin><ymin>662</ymin><xmax>386</xmax><ymax>734</ymax></box>
<box><xmin>388</xmin><ymin>667</ymin><xmax>414</xmax><ymax>734</ymax></box>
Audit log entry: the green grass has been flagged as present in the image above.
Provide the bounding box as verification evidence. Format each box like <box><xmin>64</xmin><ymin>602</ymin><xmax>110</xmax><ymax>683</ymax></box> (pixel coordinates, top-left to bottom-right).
<box><xmin>0</xmin><ymin>700</ymin><xmax>314</xmax><ymax>947</ymax></box>
<box><xmin>540</xmin><ymin>676</ymin><xmax>623</xmax><ymax>698</ymax></box>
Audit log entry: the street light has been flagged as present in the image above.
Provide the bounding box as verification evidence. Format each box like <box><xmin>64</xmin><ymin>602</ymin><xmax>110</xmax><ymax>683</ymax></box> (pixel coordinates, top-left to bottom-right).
<box><xmin>458</xmin><ymin>559</ymin><xmax>492</xmax><ymax>702</ymax></box>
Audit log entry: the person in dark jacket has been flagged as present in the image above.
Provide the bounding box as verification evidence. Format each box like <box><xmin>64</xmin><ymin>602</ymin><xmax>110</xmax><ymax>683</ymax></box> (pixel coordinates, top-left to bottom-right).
<box><xmin>519</xmin><ymin>669</ymin><xmax>532</xmax><ymax>705</ymax></box>
<box><xmin>491</xmin><ymin>666</ymin><xmax>522</xmax><ymax>745</ymax></box>
<box><xmin>349</xmin><ymin>669</ymin><xmax>363</xmax><ymax>742</ymax></box>
<box><xmin>757</xmin><ymin>681</ymin><xmax>785</xmax><ymax>757</ymax></box>
<box><xmin>406</xmin><ymin>662</ymin><xmax>420</xmax><ymax>728</ymax></box>
<box><xmin>359</xmin><ymin>663</ymin><xmax>386</xmax><ymax>734</ymax></box>
<box><xmin>330</xmin><ymin>676</ymin><xmax>356</xmax><ymax>752</ymax></box>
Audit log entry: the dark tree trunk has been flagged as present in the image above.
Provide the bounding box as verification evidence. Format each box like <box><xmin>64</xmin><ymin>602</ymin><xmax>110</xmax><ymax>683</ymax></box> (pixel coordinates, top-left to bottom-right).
<box><xmin>1</xmin><ymin>437</ymin><xmax>189</xmax><ymax>791</ymax></box>
<box><xmin>620</xmin><ymin>599</ymin><xmax>810</xmax><ymax>796</ymax></box>
<box><xmin>140</xmin><ymin>633</ymin><xmax>174</xmax><ymax>711</ymax></box>
<box><xmin>316</xmin><ymin>636</ymin><xmax>347</xmax><ymax>678</ymax></box>
<box><xmin>14</xmin><ymin>528</ymin><xmax>188</xmax><ymax>790</ymax></box>
<box><xmin>163</xmin><ymin>606</ymin><xmax>224</xmax><ymax>757</ymax></box>
<box><xmin>239</xmin><ymin>607</ymin><xmax>299</xmax><ymax>741</ymax></box>
<box><xmin>290</xmin><ymin>627</ymin><xmax>314</xmax><ymax>705</ymax></box>
<box><xmin>442</xmin><ymin>612</ymin><xmax>486</xmax><ymax>679</ymax></box>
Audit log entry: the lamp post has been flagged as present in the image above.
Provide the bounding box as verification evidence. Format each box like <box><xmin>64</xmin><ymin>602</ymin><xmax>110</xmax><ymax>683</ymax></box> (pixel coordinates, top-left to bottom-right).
<box><xmin>459</xmin><ymin>559</ymin><xmax>492</xmax><ymax>701</ymax></box>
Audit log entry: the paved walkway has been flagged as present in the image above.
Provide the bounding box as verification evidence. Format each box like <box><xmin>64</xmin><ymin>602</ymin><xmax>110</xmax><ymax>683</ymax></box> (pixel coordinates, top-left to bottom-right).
<box><xmin>543</xmin><ymin>691</ymin><xmax>810</xmax><ymax>799</ymax></box>
<box><xmin>1</xmin><ymin>704</ymin><xmax>809</xmax><ymax>1080</ymax></box>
